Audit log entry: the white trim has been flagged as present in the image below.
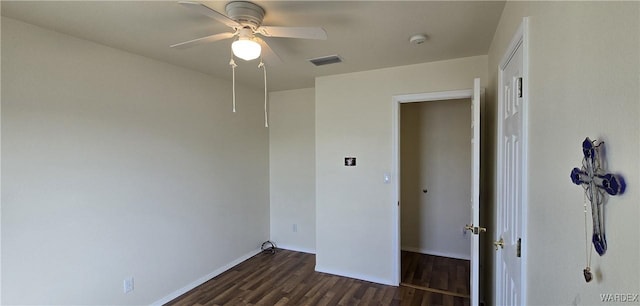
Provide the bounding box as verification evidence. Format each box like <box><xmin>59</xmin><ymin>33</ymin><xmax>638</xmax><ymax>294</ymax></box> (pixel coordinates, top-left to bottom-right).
<box><xmin>521</xmin><ymin>17</ymin><xmax>530</xmax><ymax>306</ymax></box>
<box><xmin>496</xmin><ymin>17</ymin><xmax>529</xmax><ymax>306</ymax></box>
<box><xmin>391</xmin><ymin>88</ymin><xmax>478</xmax><ymax>287</ymax></box>
<box><xmin>393</xmin><ymin>89</ymin><xmax>473</xmax><ymax>104</ymax></box>
<box><xmin>470</xmin><ymin>78</ymin><xmax>481</xmax><ymax>306</ymax></box>
<box><xmin>391</xmin><ymin>95</ymin><xmax>401</xmax><ymax>286</ymax></box>
<box><xmin>401</xmin><ymin>246</ymin><xmax>471</xmax><ymax>261</ymax></box>
<box><xmin>315</xmin><ymin>265</ymin><xmax>396</xmax><ymax>286</ymax></box>
<box><xmin>151</xmin><ymin>248</ymin><xmax>261</xmax><ymax>306</ymax></box>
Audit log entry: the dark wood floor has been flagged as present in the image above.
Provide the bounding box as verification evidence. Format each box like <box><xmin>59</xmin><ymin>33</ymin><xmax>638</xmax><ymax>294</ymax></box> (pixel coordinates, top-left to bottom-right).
<box><xmin>166</xmin><ymin>249</ymin><xmax>470</xmax><ymax>306</ymax></box>
<box><xmin>400</xmin><ymin>251</ymin><xmax>470</xmax><ymax>299</ymax></box>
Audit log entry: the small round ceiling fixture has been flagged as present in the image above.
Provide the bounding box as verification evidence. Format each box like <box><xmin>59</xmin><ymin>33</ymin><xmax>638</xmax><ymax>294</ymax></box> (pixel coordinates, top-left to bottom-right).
<box><xmin>409</xmin><ymin>34</ymin><xmax>428</xmax><ymax>45</ymax></box>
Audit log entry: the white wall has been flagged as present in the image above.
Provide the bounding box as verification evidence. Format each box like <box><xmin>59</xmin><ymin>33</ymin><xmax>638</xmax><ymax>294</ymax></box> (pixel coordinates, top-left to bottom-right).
<box><xmin>401</xmin><ymin>99</ymin><xmax>471</xmax><ymax>260</ymax></box>
<box><xmin>269</xmin><ymin>88</ymin><xmax>316</xmax><ymax>253</ymax></box>
<box><xmin>1</xmin><ymin>17</ymin><xmax>269</xmax><ymax>305</ymax></box>
<box><xmin>315</xmin><ymin>55</ymin><xmax>487</xmax><ymax>284</ymax></box>
<box><xmin>486</xmin><ymin>2</ymin><xmax>640</xmax><ymax>305</ymax></box>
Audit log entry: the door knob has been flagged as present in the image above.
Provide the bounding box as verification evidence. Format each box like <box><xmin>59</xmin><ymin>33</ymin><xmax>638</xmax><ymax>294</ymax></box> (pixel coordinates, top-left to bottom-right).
<box><xmin>494</xmin><ymin>237</ymin><xmax>505</xmax><ymax>250</ymax></box>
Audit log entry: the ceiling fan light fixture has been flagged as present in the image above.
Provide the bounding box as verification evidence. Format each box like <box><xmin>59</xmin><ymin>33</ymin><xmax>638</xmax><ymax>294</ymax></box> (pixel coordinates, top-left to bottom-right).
<box><xmin>232</xmin><ymin>37</ymin><xmax>261</xmax><ymax>61</ymax></box>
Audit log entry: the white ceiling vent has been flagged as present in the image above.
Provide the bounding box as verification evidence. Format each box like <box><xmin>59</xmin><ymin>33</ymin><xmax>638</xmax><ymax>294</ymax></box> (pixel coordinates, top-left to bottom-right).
<box><xmin>309</xmin><ymin>55</ymin><xmax>343</xmax><ymax>66</ymax></box>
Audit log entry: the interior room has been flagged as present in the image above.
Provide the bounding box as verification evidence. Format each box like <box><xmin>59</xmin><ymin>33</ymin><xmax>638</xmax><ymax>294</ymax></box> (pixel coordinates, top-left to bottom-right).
<box><xmin>2</xmin><ymin>1</ymin><xmax>639</xmax><ymax>305</ymax></box>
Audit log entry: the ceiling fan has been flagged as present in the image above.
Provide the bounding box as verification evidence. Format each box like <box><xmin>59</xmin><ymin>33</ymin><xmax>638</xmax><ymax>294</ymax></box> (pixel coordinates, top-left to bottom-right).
<box><xmin>171</xmin><ymin>1</ymin><xmax>328</xmax><ymax>63</ymax></box>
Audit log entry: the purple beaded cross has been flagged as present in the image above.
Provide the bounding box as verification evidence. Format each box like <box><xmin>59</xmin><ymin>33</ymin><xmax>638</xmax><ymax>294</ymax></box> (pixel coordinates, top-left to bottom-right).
<box><xmin>570</xmin><ymin>137</ymin><xmax>626</xmax><ymax>256</ymax></box>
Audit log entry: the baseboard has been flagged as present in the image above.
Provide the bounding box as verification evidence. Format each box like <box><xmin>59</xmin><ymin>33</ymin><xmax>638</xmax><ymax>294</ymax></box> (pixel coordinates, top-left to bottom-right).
<box><xmin>151</xmin><ymin>248</ymin><xmax>261</xmax><ymax>306</ymax></box>
<box><xmin>314</xmin><ymin>264</ymin><xmax>395</xmax><ymax>286</ymax></box>
<box><xmin>401</xmin><ymin>246</ymin><xmax>471</xmax><ymax>261</ymax></box>
<box><xmin>275</xmin><ymin>244</ymin><xmax>316</xmax><ymax>254</ymax></box>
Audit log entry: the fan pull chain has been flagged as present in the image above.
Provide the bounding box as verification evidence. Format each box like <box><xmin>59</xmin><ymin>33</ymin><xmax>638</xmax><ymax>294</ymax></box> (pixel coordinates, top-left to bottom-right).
<box><xmin>229</xmin><ymin>57</ymin><xmax>238</xmax><ymax>113</ymax></box>
<box><xmin>258</xmin><ymin>60</ymin><xmax>268</xmax><ymax>128</ymax></box>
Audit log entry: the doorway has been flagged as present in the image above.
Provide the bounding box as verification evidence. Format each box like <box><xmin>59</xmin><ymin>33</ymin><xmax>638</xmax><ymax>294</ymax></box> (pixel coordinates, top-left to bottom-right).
<box><xmin>399</xmin><ymin>99</ymin><xmax>472</xmax><ymax>300</ymax></box>
<box><xmin>392</xmin><ymin>82</ymin><xmax>482</xmax><ymax>305</ymax></box>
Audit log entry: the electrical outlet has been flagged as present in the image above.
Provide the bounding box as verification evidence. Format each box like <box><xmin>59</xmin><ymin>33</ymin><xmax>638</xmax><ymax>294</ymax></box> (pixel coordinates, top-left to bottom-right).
<box><xmin>124</xmin><ymin>277</ymin><xmax>134</xmax><ymax>293</ymax></box>
<box><xmin>293</xmin><ymin>224</ymin><xmax>298</xmax><ymax>233</ymax></box>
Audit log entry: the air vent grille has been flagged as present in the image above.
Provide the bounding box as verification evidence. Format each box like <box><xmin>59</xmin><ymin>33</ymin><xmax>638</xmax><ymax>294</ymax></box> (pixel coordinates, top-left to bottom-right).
<box><xmin>309</xmin><ymin>55</ymin><xmax>343</xmax><ymax>66</ymax></box>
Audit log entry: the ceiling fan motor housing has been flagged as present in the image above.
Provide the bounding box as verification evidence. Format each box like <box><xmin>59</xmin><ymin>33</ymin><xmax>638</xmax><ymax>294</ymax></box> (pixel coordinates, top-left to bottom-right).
<box><xmin>226</xmin><ymin>1</ymin><xmax>265</xmax><ymax>30</ymax></box>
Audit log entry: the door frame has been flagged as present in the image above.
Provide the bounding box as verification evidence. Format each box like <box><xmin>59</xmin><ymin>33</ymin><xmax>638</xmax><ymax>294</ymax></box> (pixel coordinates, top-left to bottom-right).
<box><xmin>391</xmin><ymin>88</ymin><xmax>477</xmax><ymax>286</ymax></box>
<box><xmin>495</xmin><ymin>17</ymin><xmax>529</xmax><ymax>305</ymax></box>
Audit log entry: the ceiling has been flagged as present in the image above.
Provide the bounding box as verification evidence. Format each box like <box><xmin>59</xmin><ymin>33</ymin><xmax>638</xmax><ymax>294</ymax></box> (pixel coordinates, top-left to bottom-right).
<box><xmin>1</xmin><ymin>1</ymin><xmax>505</xmax><ymax>92</ymax></box>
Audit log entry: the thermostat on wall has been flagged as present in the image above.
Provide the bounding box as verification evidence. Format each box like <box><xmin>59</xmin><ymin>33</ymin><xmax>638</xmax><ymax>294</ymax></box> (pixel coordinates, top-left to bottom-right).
<box><xmin>344</xmin><ymin>157</ymin><xmax>356</xmax><ymax>166</ymax></box>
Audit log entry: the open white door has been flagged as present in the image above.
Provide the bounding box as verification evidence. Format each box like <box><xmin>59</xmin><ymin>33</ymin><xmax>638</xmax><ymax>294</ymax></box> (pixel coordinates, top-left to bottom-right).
<box><xmin>468</xmin><ymin>78</ymin><xmax>482</xmax><ymax>306</ymax></box>
<box><xmin>495</xmin><ymin>18</ymin><xmax>528</xmax><ymax>305</ymax></box>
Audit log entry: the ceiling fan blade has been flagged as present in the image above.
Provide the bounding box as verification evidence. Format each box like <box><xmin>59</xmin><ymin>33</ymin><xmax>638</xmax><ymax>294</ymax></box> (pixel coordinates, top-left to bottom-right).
<box><xmin>256</xmin><ymin>37</ymin><xmax>283</xmax><ymax>65</ymax></box>
<box><xmin>257</xmin><ymin>26</ymin><xmax>327</xmax><ymax>40</ymax></box>
<box><xmin>170</xmin><ymin>32</ymin><xmax>235</xmax><ymax>49</ymax></box>
<box><xmin>178</xmin><ymin>1</ymin><xmax>240</xmax><ymax>29</ymax></box>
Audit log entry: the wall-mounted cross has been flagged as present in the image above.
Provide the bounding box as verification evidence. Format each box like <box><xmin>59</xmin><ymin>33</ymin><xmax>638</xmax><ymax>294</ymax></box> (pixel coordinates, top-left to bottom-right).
<box><xmin>570</xmin><ymin>137</ymin><xmax>626</xmax><ymax>256</ymax></box>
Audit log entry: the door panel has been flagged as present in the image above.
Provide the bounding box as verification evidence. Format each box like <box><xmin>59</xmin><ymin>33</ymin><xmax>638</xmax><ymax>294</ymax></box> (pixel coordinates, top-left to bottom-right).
<box><xmin>496</xmin><ymin>38</ymin><xmax>524</xmax><ymax>305</ymax></box>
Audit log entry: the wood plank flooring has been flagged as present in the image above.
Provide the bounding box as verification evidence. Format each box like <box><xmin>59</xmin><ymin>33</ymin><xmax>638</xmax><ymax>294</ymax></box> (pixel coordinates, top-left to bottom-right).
<box><xmin>400</xmin><ymin>251</ymin><xmax>470</xmax><ymax>299</ymax></box>
<box><xmin>166</xmin><ymin>249</ymin><xmax>470</xmax><ymax>306</ymax></box>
